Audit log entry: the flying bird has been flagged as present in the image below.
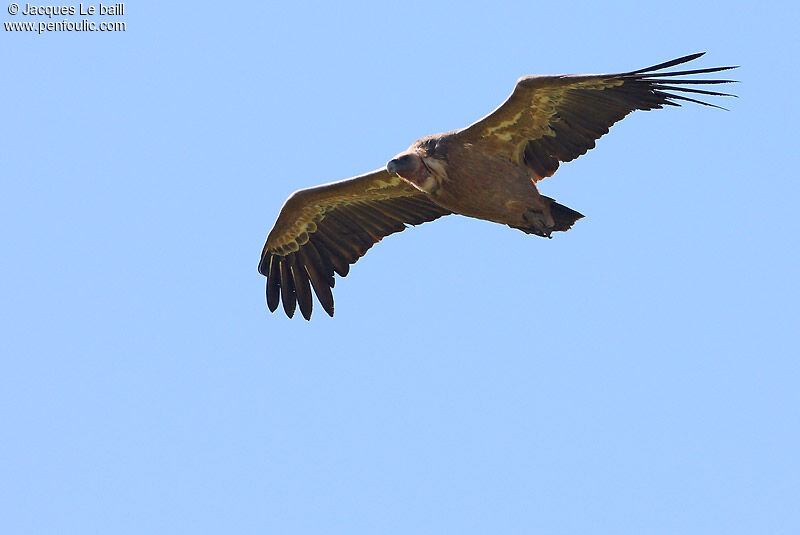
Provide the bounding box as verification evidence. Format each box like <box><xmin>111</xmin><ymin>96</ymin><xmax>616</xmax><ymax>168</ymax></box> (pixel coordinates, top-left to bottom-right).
<box><xmin>259</xmin><ymin>52</ymin><xmax>736</xmax><ymax>319</ymax></box>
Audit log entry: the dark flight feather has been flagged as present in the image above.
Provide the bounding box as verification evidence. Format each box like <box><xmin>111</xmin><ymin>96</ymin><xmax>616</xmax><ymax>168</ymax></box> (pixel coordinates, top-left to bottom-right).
<box><xmin>266</xmin><ymin>255</ymin><xmax>281</xmax><ymax>312</ymax></box>
<box><xmin>279</xmin><ymin>257</ymin><xmax>296</xmax><ymax>318</ymax></box>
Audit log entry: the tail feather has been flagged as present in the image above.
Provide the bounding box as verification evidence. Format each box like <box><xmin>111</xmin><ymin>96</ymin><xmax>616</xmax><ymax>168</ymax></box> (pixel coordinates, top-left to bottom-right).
<box><xmin>546</xmin><ymin>197</ymin><xmax>584</xmax><ymax>231</ymax></box>
<box><xmin>511</xmin><ymin>197</ymin><xmax>584</xmax><ymax>237</ymax></box>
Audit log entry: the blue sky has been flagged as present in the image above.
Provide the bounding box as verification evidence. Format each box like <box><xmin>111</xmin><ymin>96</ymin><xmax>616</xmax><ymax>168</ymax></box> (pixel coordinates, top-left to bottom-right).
<box><xmin>2</xmin><ymin>1</ymin><xmax>798</xmax><ymax>533</ymax></box>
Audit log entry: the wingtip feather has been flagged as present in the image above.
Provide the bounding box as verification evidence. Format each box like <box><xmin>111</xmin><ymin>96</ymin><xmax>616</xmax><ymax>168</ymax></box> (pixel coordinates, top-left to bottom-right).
<box><xmin>266</xmin><ymin>255</ymin><xmax>281</xmax><ymax>312</ymax></box>
<box><xmin>629</xmin><ymin>52</ymin><xmax>706</xmax><ymax>74</ymax></box>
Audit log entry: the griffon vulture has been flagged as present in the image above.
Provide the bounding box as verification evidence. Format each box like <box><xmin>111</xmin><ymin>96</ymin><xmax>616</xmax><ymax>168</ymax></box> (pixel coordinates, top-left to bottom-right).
<box><xmin>259</xmin><ymin>53</ymin><xmax>736</xmax><ymax>319</ymax></box>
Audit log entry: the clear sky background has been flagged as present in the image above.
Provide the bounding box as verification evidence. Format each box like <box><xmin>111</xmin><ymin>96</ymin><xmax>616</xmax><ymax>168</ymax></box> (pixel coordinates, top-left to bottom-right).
<box><xmin>2</xmin><ymin>1</ymin><xmax>798</xmax><ymax>533</ymax></box>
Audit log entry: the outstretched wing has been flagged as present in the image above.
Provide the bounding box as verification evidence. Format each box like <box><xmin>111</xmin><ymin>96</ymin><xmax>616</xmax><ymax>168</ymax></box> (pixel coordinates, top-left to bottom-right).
<box><xmin>454</xmin><ymin>52</ymin><xmax>737</xmax><ymax>180</ymax></box>
<box><xmin>258</xmin><ymin>169</ymin><xmax>451</xmax><ymax>319</ymax></box>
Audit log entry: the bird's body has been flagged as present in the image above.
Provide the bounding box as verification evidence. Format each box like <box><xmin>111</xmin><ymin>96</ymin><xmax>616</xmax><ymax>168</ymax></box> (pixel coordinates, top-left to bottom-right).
<box><xmin>397</xmin><ymin>136</ymin><xmax>578</xmax><ymax>234</ymax></box>
<box><xmin>426</xmin><ymin>139</ymin><xmax>532</xmax><ymax>219</ymax></box>
<box><xmin>259</xmin><ymin>53</ymin><xmax>737</xmax><ymax>319</ymax></box>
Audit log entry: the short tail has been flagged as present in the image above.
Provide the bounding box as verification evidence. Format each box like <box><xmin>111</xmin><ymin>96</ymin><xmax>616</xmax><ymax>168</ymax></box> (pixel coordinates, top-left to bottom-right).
<box><xmin>545</xmin><ymin>196</ymin><xmax>584</xmax><ymax>231</ymax></box>
<box><xmin>511</xmin><ymin>197</ymin><xmax>584</xmax><ymax>237</ymax></box>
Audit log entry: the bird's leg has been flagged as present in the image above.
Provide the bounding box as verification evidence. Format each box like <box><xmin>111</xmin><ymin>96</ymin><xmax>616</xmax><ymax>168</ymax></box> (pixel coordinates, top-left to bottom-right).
<box><xmin>523</xmin><ymin>209</ymin><xmax>555</xmax><ymax>238</ymax></box>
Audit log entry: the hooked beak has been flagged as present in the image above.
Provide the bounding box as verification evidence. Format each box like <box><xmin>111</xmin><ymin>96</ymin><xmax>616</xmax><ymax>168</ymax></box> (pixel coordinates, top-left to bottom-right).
<box><xmin>387</xmin><ymin>159</ymin><xmax>401</xmax><ymax>175</ymax></box>
<box><xmin>386</xmin><ymin>154</ymin><xmax>416</xmax><ymax>176</ymax></box>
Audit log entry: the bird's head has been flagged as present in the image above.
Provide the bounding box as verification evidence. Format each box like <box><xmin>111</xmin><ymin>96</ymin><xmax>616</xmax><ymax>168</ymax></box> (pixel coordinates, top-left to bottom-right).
<box><xmin>387</xmin><ymin>151</ymin><xmax>439</xmax><ymax>193</ymax></box>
